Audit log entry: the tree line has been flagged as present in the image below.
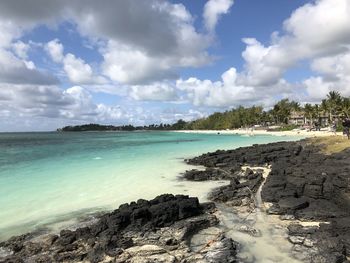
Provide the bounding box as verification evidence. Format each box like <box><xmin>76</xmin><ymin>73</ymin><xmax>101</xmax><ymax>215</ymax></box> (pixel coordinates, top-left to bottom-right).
<box><xmin>172</xmin><ymin>91</ymin><xmax>350</xmax><ymax>130</ymax></box>
<box><xmin>58</xmin><ymin>91</ymin><xmax>350</xmax><ymax>132</ymax></box>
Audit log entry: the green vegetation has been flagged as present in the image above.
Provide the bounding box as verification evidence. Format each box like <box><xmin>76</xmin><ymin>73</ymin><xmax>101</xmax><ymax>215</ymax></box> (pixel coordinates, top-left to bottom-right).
<box><xmin>58</xmin><ymin>123</ymin><xmax>174</xmax><ymax>132</ymax></box>
<box><xmin>183</xmin><ymin>106</ymin><xmax>267</xmax><ymax>130</ymax></box>
<box><xmin>268</xmin><ymin>124</ymin><xmax>299</xmax><ymax>132</ymax></box>
<box><xmin>58</xmin><ymin>91</ymin><xmax>350</xmax><ymax>132</ymax></box>
<box><xmin>181</xmin><ymin>91</ymin><xmax>350</xmax><ymax>130</ymax></box>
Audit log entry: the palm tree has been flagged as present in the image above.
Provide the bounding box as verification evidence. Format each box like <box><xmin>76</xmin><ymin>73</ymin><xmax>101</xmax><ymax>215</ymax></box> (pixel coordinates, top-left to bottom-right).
<box><xmin>304</xmin><ymin>103</ymin><xmax>314</xmax><ymax>125</ymax></box>
<box><xmin>272</xmin><ymin>99</ymin><xmax>294</xmax><ymax>124</ymax></box>
<box><xmin>341</xmin><ymin>97</ymin><xmax>350</xmax><ymax>118</ymax></box>
<box><xmin>313</xmin><ymin>104</ymin><xmax>321</xmax><ymax>121</ymax></box>
<box><xmin>290</xmin><ymin>101</ymin><xmax>301</xmax><ymax>112</ymax></box>
<box><xmin>326</xmin><ymin>91</ymin><xmax>342</xmax><ymax>121</ymax></box>
<box><xmin>320</xmin><ymin>99</ymin><xmax>330</xmax><ymax>125</ymax></box>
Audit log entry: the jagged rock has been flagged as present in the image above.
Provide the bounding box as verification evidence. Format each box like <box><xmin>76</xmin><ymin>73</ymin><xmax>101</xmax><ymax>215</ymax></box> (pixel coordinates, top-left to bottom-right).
<box><xmin>0</xmin><ymin>195</ymin><xmax>238</xmax><ymax>263</ymax></box>
<box><xmin>185</xmin><ymin>139</ymin><xmax>350</xmax><ymax>260</ymax></box>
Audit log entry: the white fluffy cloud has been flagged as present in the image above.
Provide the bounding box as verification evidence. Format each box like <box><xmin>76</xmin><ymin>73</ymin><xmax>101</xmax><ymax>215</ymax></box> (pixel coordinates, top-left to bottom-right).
<box><xmin>0</xmin><ymin>0</ymin><xmax>217</xmax><ymax>85</ymax></box>
<box><xmin>0</xmin><ymin>84</ymin><xmax>130</xmax><ymax>129</ymax></box>
<box><xmin>2</xmin><ymin>0</ymin><xmax>350</xmax><ymax>130</ymax></box>
<box><xmin>45</xmin><ymin>39</ymin><xmax>106</xmax><ymax>85</ymax></box>
<box><xmin>203</xmin><ymin>0</ymin><xmax>234</xmax><ymax>32</ymax></box>
<box><xmin>0</xmin><ymin>18</ymin><xmax>59</xmax><ymax>86</ymax></box>
<box><xmin>129</xmin><ymin>83</ymin><xmax>177</xmax><ymax>101</ymax></box>
<box><xmin>63</xmin><ymin>54</ymin><xmax>99</xmax><ymax>85</ymax></box>
<box><xmin>0</xmin><ymin>48</ymin><xmax>58</xmax><ymax>85</ymax></box>
<box><xmin>236</xmin><ymin>0</ymin><xmax>350</xmax><ymax>91</ymax></box>
<box><xmin>194</xmin><ymin>0</ymin><xmax>350</xmax><ymax>107</ymax></box>
<box><xmin>12</xmin><ymin>41</ymin><xmax>29</xmax><ymax>59</ymax></box>
<box><xmin>45</xmin><ymin>39</ymin><xmax>64</xmax><ymax>63</ymax></box>
<box><xmin>303</xmin><ymin>51</ymin><xmax>350</xmax><ymax>100</ymax></box>
<box><xmin>98</xmin><ymin>2</ymin><xmax>212</xmax><ymax>84</ymax></box>
<box><xmin>176</xmin><ymin>67</ymin><xmax>291</xmax><ymax>108</ymax></box>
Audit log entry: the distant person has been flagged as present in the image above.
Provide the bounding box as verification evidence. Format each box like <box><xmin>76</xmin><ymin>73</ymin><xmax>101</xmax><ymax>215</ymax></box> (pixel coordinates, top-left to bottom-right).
<box><xmin>331</xmin><ymin>121</ymin><xmax>337</xmax><ymax>135</ymax></box>
<box><xmin>342</xmin><ymin>118</ymin><xmax>350</xmax><ymax>140</ymax></box>
<box><xmin>315</xmin><ymin>122</ymin><xmax>320</xmax><ymax>131</ymax></box>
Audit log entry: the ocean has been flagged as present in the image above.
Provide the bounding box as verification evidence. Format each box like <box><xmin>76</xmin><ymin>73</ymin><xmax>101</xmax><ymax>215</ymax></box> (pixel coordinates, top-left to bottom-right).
<box><xmin>0</xmin><ymin>131</ymin><xmax>302</xmax><ymax>240</ymax></box>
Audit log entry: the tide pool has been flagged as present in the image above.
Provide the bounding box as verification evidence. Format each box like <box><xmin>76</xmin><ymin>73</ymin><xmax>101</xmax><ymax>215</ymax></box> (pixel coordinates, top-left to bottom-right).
<box><xmin>0</xmin><ymin>131</ymin><xmax>303</xmax><ymax>240</ymax></box>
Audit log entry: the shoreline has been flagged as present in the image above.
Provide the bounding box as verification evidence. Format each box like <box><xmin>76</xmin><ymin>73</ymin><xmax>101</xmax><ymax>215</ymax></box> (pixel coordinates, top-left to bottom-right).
<box><xmin>1</xmin><ymin>136</ymin><xmax>350</xmax><ymax>262</ymax></box>
<box><xmin>184</xmin><ymin>136</ymin><xmax>350</xmax><ymax>262</ymax></box>
<box><xmin>173</xmin><ymin>128</ymin><xmax>344</xmax><ymax>137</ymax></box>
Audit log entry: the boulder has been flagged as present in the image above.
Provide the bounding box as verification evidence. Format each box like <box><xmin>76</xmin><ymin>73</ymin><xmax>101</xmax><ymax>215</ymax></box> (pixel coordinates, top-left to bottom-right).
<box><xmin>278</xmin><ymin>197</ymin><xmax>309</xmax><ymax>213</ymax></box>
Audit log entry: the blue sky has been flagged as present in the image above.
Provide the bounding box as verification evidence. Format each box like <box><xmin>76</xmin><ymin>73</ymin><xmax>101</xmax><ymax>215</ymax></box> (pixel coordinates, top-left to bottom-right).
<box><xmin>0</xmin><ymin>0</ymin><xmax>349</xmax><ymax>131</ymax></box>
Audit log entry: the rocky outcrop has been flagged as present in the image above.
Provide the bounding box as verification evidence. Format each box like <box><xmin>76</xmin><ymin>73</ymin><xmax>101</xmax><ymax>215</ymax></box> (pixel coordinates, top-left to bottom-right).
<box><xmin>0</xmin><ymin>194</ymin><xmax>238</xmax><ymax>263</ymax></box>
<box><xmin>183</xmin><ymin>166</ymin><xmax>264</xmax><ymax>211</ymax></box>
<box><xmin>185</xmin><ymin>139</ymin><xmax>350</xmax><ymax>262</ymax></box>
<box><xmin>287</xmin><ymin>218</ymin><xmax>350</xmax><ymax>263</ymax></box>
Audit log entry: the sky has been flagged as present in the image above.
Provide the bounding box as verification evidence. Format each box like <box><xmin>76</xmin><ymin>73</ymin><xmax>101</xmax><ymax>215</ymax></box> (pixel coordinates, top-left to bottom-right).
<box><xmin>0</xmin><ymin>0</ymin><xmax>350</xmax><ymax>131</ymax></box>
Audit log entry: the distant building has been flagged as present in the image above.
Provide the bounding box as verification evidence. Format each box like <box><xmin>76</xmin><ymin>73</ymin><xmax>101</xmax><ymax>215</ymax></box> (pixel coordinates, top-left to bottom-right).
<box><xmin>318</xmin><ymin>115</ymin><xmax>330</xmax><ymax>126</ymax></box>
<box><xmin>289</xmin><ymin>111</ymin><xmax>305</xmax><ymax>125</ymax></box>
<box><xmin>288</xmin><ymin>110</ymin><xmax>330</xmax><ymax>126</ymax></box>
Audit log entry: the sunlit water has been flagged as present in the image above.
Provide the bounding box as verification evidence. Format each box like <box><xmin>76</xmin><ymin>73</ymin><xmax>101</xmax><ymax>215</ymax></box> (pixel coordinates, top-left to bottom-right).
<box><xmin>0</xmin><ymin>131</ymin><xmax>302</xmax><ymax>240</ymax></box>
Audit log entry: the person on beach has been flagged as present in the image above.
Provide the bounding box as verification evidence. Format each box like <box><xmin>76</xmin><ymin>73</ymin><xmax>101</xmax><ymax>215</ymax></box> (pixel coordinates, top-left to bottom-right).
<box><xmin>342</xmin><ymin>118</ymin><xmax>350</xmax><ymax>139</ymax></box>
<box><xmin>315</xmin><ymin>122</ymin><xmax>320</xmax><ymax>131</ymax></box>
<box><xmin>331</xmin><ymin>121</ymin><xmax>337</xmax><ymax>135</ymax></box>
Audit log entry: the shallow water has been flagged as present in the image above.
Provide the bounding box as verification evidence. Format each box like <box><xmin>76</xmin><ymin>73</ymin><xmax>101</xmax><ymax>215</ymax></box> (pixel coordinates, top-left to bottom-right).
<box><xmin>215</xmin><ymin>167</ymin><xmax>302</xmax><ymax>263</ymax></box>
<box><xmin>0</xmin><ymin>131</ymin><xmax>302</xmax><ymax>240</ymax></box>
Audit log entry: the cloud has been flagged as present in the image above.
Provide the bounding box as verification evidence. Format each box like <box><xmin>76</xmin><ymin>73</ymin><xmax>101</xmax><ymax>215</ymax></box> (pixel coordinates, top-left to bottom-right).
<box><xmin>304</xmin><ymin>50</ymin><xmax>350</xmax><ymax>100</ymax></box>
<box><xmin>0</xmin><ymin>1</ymin><xmax>216</xmax><ymax>85</ymax></box>
<box><xmin>0</xmin><ymin>19</ymin><xmax>59</xmax><ymax>85</ymax></box>
<box><xmin>45</xmin><ymin>39</ymin><xmax>106</xmax><ymax>85</ymax></box>
<box><xmin>186</xmin><ymin>0</ymin><xmax>349</xmax><ymax>108</ymax></box>
<box><xmin>236</xmin><ymin>0</ymin><xmax>350</xmax><ymax>89</ymax></box>
<box><xmin>238</xmin><ymin>38</ymin><xmax>285</xmax><ymax>87</ymax></box>
<box><xmin>129</xmin><ymin>83</ymin><xmax>178</xmax><ymax>101</ymax></box>
<box><xmin>12</xmin><ymin>41</ymin><xmax>29</xmax><ymax>59</ymax></box>
<box><xmin>0</xmin><ymin>48</ymin><xmax>59</xmax><ymax>85</ymax></box>
<box><xmin>176</xmin><ymin>67</ymin><xmax>292</xmax><ymax>108</ymax></box>
<box><xmin>158</xmin><ymin>108</ymin><xmax>207</xmax><ymax>124</ymax></box>
<box><xmin>63</xmin><ymin>53</ymin><xmax>104</xmax><ymax>85</ymax></box>
<box><xmin>0</xmin><ymin>84</ymin><xmax>130</xmax><ymax>126</ymax></box>
<box><xmin>45</xmin><ymin>39</ymin><xmax>64</xmax><ymax>63</ymax></box>
<box><xmin>96</xmin><ymin>1</ymin><xmax>211</xmax><ymax>84</ymax></box>
<box><xmin>4</xmin><ymin>0</ymin><xmax>350</xmax><ymax>130</ymax></box>
<box><xmin>303</xmin><ymin>77</ymin><xmax>332</xmax><ymax>101</ymax></box>
<box><xmin>203</xmin><ymin>0</ymin><xmax>234</xmax><ymax>32</ymax></box>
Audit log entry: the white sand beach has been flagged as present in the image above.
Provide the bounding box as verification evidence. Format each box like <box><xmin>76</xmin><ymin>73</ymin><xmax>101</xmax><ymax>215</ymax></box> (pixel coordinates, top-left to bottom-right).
<box><xmin>174</xmin><ymin>128</ymin><xmax>344</xmax><ymax>137</ymax></box>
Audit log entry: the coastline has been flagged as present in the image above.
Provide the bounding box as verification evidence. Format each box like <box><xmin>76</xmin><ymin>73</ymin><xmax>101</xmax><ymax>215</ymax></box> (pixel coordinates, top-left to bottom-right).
<box><xmin>173</xmin><ymin>128</ymin><xmax>344</xmax><ymax>137</ymax></box>
<box><xmin>1</xmin><ymin>136</ymin><xmax>350</xmax><ymax>262</ymax></box>
<box><xmin>184</xmin><ymin>136</ymin><xmax>350</xmax><ymax>262</ymax></box>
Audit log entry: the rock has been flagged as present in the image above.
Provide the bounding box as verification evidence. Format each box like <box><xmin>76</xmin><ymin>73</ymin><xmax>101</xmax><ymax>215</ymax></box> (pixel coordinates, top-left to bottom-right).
<box><xmin>184</xmin><ymin>138</ymin><xmax>350</xmax><ymax>260</ymax></box>
<box><xmin>303</xmin><ymin>238</ymin><xmax>314</xmax><ymax>247</ymax></box>
<box><xmin>202</xmin><ymin>235</ymin><xmax>238</xmax><ymax>263</ymax></box>
<box><xmin>280</xmin><ymin>214</ymin><xmax>295</xmax><ymax>220</ymax></box>
<box><xmin>1</xmin><ymin>195</ymin><xmax>229</xmax><ymax>263</ymax></box>
<box><xmin>288</xmin><ymin>235</ymin><xmax>305</xmax><ymax>244</ymax></box>
<box><xmin>0</xmin><ymin>247</ymin><xmax>12</xmax><ymax>258</ymax></box>
<box><xmin>266</xmin><ymin>203</ymin><xmax>282</xmax><ymax>215</ymax></box>
<box><xmin>304</xmin><ymin>184</ymin><xmax>323</xmax><ymax>198</ymax></box>
<box><xmin>238</xmin><ymin>225</ymin><xmax>262</xmax><ymax>237</ymax></box>
<box><xmin>278</xmin><ymin>197</ymin><xmax>309</xmax><ymax>212</ymax></box>
<box><xmin>125</xmin><ymin>245</ymin><xmax>167</xmax><ymax>257</ymax></box>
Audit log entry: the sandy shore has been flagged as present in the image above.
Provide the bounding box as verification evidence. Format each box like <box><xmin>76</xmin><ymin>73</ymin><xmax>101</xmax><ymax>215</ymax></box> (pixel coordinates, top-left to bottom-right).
<box><xmin>174</xmin><ymin>128</ymin><xmax>344</xmax><ymax>137</ymax></box>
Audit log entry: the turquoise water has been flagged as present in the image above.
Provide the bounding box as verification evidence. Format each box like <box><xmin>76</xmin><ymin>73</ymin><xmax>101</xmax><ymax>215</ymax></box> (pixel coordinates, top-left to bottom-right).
<box><xmin>0</xmin><ymin>131</ymin><xmax>302</xmax><ymax>240</ymax></box>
